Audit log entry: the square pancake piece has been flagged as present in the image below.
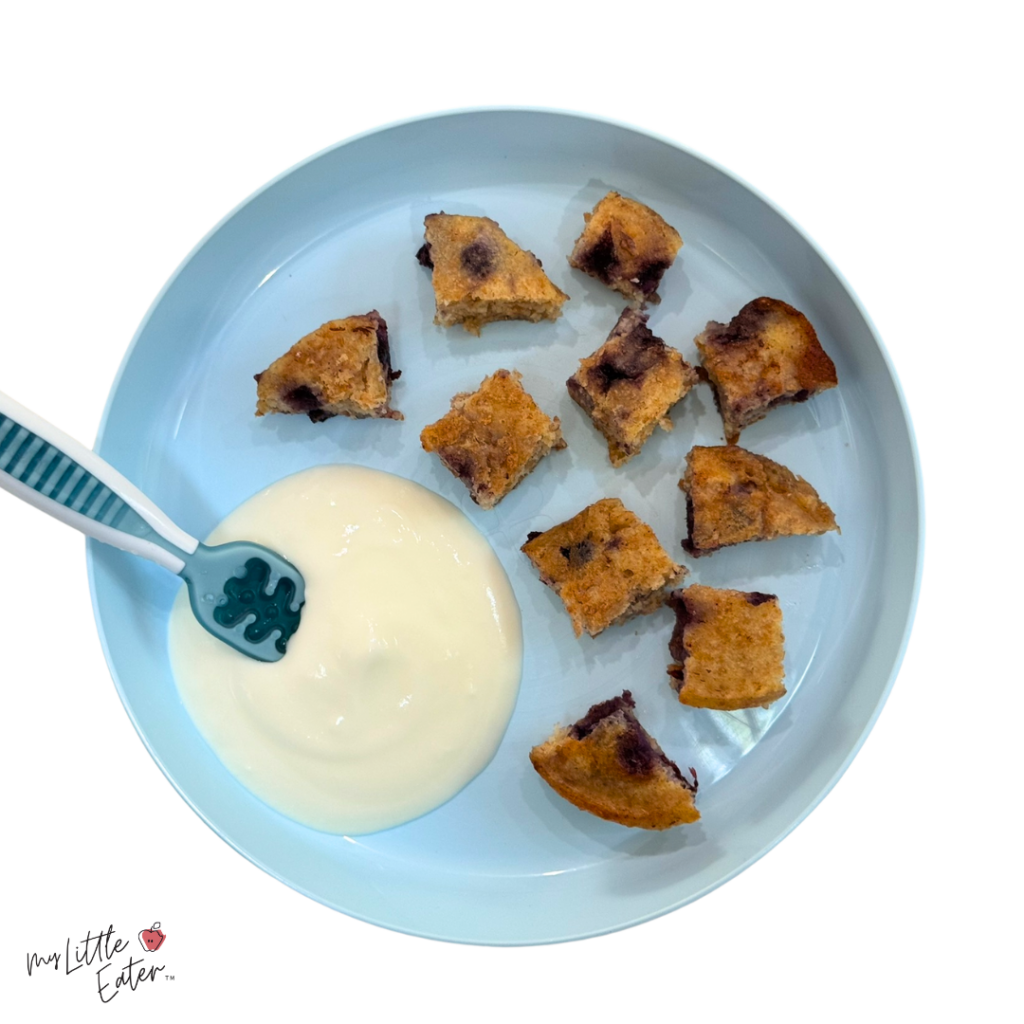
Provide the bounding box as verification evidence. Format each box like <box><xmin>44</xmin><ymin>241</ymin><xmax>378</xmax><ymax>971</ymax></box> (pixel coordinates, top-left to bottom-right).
<box><xmin>667</xmin><ymin>585</ymin><xmax>786</xmax><ymax>710</ymax></box>
<box><xmin>521</xmin><ymin>498</ymin><xmax>684</xmax><ymax>637</ymax></box>
<box><xmin>530</xmin><ymin>690</ymin><xmax>699</xmax><ymax>830</ymax></box>
<box><xmin>420</xmin><ymin>369</ymin><xmax>566</xmax><ymax>509</ymax></box>
<box><xmin>695</xmin><ymin>296</ymin><xmax>837</xmax><ymax>443</ymax></box>
<box><xmin>568</xmin><ymin>191</ymin><xmax>683</xmax><ymax>304</ymax></box>
<box><xmin>680</xmin><ymin>444</ymin><xmax>838</xmax><ymax>556</ymax></box>
<box><xmin>417</xmin><ymin>213</ymin><xmax>569</xmax><ymax>335</ymax></box>
<box><xmin>567</xmin><ymin>307</ymin><xmax>698</xmax><ymax>466</ymax></box>
<box><xmin>254</xmin><ymin>311</ymin><xmax>401</xmax><ymax>421</ymax></box>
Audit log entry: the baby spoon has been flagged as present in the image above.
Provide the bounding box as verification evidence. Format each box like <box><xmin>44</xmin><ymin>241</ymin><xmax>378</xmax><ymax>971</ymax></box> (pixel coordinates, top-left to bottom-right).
<box><xmin>0</xmin><ymin>390</ymin><xmax>304</xmax><ymax>662</ymax></box>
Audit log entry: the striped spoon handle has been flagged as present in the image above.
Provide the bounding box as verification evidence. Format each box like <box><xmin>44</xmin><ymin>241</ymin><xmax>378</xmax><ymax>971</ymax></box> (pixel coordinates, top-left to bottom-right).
<box><xmin>0</xmin><ymin>390</ymin><xmax>198</xmax><ymax>574</ymax></box>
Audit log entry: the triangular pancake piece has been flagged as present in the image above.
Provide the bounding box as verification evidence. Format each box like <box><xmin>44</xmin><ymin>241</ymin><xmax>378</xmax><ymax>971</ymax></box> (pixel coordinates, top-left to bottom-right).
<box><xmin>680</xmin><ymin>445</ymin><xmax>838</xmax><ymax>556</ymax></box>
<box><xmin>254</xmin><ymin>312</ymin><xmax>401</xmax><ymax>421</ymax></box>
<box><xmin>417</xmin><ymin>213</ymin><xmax>568</xmax><ymax>335</ymax></box>
<box><xmin>530</xmin><ymin>691</ymin><xmax>699</xmax><ymax>829</ymax></box>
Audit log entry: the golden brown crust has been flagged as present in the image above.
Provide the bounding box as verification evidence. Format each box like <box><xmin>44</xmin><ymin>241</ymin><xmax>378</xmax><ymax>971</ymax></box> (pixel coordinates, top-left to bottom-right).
<box><xmin>567</xmin><ymin>308</ymin><xmax>698</xmax><ymax>466</ymax></box>
<box><xmin>667</xmin><ymin>585</ymin><xmax>786</xmax><ymax>710</ymax></box>
<box><xmin>418</xmin><ymin>214</ymin><xmax>568</xmax><ymax>335</ymax></box>
<box><xmin>420</xmin><ymin>370</ymin><xmax>566</xmax><ymax>509</ymax></box>
<box><xmin>680</xmin><ymin>445</ymin><xmax>838</xmax><ymax>556</ymax></box>
<box><xmin>568</xmin><ymin>192</ymin><xmax>683</xmax><ymax>304</ymax></box>
<box><xmin>521</xmin><ymin>498</ymin><xmax>684</xmax><ymax>637</ymax></box>
<box><xmin>529</xmin><ymin>691</ymin><xmax>699</xmax><ymax>829</ymax></box>
<box><xmin>695</xmin><ymin>297</ymin><xmax>837</xmax><ymax>443</ymax></box>
<box><xmin>254</xmin><ymin>312</ymin><xmax>401</xmax><ymax>421</ymax></box>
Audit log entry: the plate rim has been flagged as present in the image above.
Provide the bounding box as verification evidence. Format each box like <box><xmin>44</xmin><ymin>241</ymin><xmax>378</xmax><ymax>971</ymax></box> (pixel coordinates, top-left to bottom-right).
<box><xmin>86</xmin><ymin>106</ymin><xmax>925</xmax><ymax>944</ymax></box>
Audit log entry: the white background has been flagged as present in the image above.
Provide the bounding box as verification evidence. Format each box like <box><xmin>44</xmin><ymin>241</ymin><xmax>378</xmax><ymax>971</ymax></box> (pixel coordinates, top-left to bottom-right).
<box><xmin>1</xmin><ymin>1</ymin><xmax>1017</xmax><ymax>1020</ymax></box>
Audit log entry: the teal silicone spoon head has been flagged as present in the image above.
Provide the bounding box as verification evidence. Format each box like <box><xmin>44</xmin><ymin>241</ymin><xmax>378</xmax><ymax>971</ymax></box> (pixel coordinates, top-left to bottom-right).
<box><xmin>181</xmin><ymin>543</ymin><xmax>305</xmax><ymax>662</ymax></box>
<box><xmin>0</xmin><ymin>390</ymin><xmax>305</xmax><ymax>663</ymax></box>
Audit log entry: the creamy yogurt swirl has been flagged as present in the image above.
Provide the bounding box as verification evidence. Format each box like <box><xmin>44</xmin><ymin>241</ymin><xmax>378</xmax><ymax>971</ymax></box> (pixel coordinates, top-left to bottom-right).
<box><xmin>168</xmin><ymin>465</ymin><xmax>522</xmax><ymax>834</ymax></box>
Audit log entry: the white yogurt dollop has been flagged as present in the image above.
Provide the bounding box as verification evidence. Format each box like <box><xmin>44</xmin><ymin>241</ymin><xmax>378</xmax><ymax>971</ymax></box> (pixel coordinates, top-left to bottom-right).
<box><xmin>168</xmin><ymin>465</ymin><xmax>523</xmax><ymax>834</ymax></box>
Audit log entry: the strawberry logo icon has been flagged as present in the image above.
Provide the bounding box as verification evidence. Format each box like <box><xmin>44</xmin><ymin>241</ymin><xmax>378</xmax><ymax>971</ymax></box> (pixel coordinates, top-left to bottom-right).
<box><xmin>138</xmin><ymin>922</ymin><xmax>166</xmax><ymax>952</ymax></box>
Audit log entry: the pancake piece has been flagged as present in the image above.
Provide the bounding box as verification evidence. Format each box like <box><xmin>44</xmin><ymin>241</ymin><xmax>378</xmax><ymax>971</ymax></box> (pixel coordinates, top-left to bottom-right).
<box><xmin>420</xmin><ymin>369</ymin><xmax>566</xmax><ymax>509</ymax></box>
<box><xmin>695</xmin><ymin>296</ymin><xmax>837</xmax><ymax>443</ymax></box>
<box><xmin>568</xmin><ymin>191</ymin><xmax>683</xmax><ymax>304</ymax></box>
<box><xmin>530</xmin><ymin>691</ymin><xmax>699</xmax><ymax>829</ymax></box>
<box><xmin>417</xmin><ymin>213</ymin><xmax>568</xmax><ymax>335</ymax></box>
<box><xmin>667</xmin><ymin>585</ymin><xmax>786</xmax><ymax>710</ymax></box>
<box><xmin>567</xmin><ymin>307</ymin><xmax>698</xmax><ymax>466</ymax></box>
<box><xmin>680</xmin><ymin>445</ymin><xmax>838</xmax><ymax>556</ymax></box>
<box><xmin>521</xmin><ymin>498</ymin><xmax>684</xmax><ymax>638</ymax></box>
<box><xmin>255</xmin><ymin>312</ymin><xmax>401</xmax><ymax>421</ymax></box>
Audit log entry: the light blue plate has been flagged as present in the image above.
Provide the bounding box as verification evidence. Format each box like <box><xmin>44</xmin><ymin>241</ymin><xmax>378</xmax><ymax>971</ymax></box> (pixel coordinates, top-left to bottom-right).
<box><xmin>89</xmin><ymin>109</ymin><xmax>922</xmax><ymax>944</ymax></box>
